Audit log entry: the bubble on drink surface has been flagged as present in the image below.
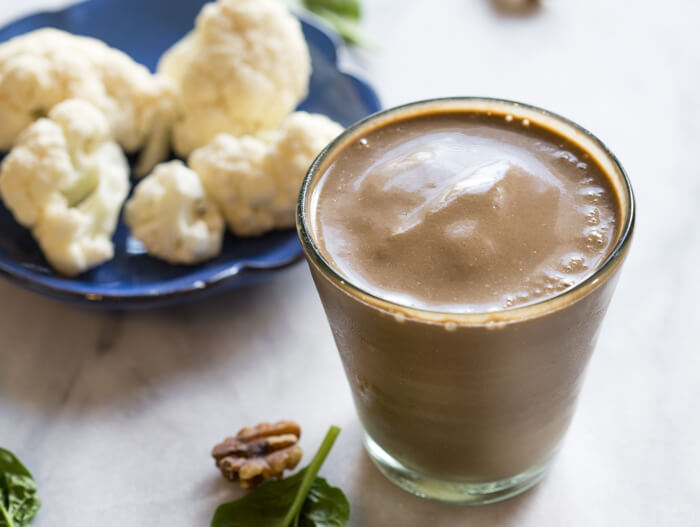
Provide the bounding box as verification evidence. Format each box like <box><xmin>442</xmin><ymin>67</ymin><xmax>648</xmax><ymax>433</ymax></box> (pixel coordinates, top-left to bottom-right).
<box><xmin>393</xmin><ymin>311</ymin><xmax>406</xmax><ymax>323</ymax></box>
<box><xmin>556</xmin><ymin>150</ymin><xmax>581</xmax><ymax>166</ymax></box>
<box><xmin>486</xmin><ymin>320</ymin><xmax>507</xmax><ymax>331</ymax></box>
<box><xmin>359</xmin><ymin>137</ymin><xmax>369</xmax><ymax>147</ymax></box>
<box><xmin>560</xmin><ymin>253</ymin><xmax>588</xmax><ymax>274</ymax></box>
<box><xmin>579</xmin><ymin>186</ymin><xmax>605</xmax><ymax>204</ymax></box>
<box><xmin>505</xmin><ymin>114</ymin><xmax>514</xmax><ymax>122</ymax></box>
<box><xmin>521</xmin><ymin>118</ymin><xmax>530</xmax><ymax>127</ymax></box>
<box><xmin>585</xmin><ymin>229</ymin><xmax>606</xmax><ymax>250</ymax></box>
<box><xmin>538</xmin><ymin>271</ymin><xmax>578</xmax><ymax>293</ymax></box>
<box><xmin>444</xmin><ymin>321</ymin><xmax>457</xmax><ymax>332</ymax></box>
<box><xmin>586</xmin><ymin>207</ymin><xmax>601</xmax><ymax>226</ymax></box>
<box><xmin>561</xmin><ymin>277</ymin><xmax>576</xmax><ymax>288</ymax></box>
<box><xmin>576</xmin><ymin>161</ymin><xmax>588</xmax><ymax>171</ymax></box>
<box><xmin>555</xmin><ymin>279</ymin><xmax>570</xmax><ymax>292</ymax></box>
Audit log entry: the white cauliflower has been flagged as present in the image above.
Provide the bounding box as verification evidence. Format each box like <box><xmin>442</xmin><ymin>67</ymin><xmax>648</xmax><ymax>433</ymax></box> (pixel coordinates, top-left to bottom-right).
<box><xmin>0</xmin><ymin>99</ymin><xmax>129</xmax><ymax>276</ymax></box>
<box><xmin>189</xmin><ymin>112</ymin><xmax>343</xmax><ymax>236</ymax></box>
<box><xmin>0</xmin><ymin>28</ymin><xmax>177</xmax><ymax>174</ymax></box>
<box><xmin>158</xmin><ymin>0</ymin><xmax>311</xmax><ymax>157</ymax></box>
<box><xmin>124</xmin><ymin>160</ymin><xmax>224</xmax><ymax>265</ymax></box>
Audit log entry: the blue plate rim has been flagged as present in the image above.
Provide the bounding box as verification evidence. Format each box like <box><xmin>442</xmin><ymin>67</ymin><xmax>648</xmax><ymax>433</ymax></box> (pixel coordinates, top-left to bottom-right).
<box><xmin>0</xmin><ymin>242</ymin><xmax>304</xmax><ymax>305</ymax></box>
<box><xmin>0</xmin><ymin>0</ymin><xmax>381</xmax><ymax>307</ymax></box>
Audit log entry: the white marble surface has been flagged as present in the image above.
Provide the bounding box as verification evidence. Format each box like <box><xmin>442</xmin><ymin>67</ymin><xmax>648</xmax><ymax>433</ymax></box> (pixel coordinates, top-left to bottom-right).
<box><xmin>1</xmin><ymin>0</ymin><xmax>699</xmax><ymax>525</ymax></box>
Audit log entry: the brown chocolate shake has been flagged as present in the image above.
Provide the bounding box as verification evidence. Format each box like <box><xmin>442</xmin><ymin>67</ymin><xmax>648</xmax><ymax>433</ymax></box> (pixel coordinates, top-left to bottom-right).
<box><xmin>310</xmin><ymin>111</ymin><xmax>621</xmax><ymax>313</ymax></box>
<box><xmin>298</xmin><ymin>98</ymin><xmax>634</xmax><ymax>504</ymax></box>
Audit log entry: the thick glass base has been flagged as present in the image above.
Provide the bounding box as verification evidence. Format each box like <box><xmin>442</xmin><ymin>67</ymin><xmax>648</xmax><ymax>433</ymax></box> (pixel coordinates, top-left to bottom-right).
<box><xmin>363</xmin><ymin>433</ymin><xmax>552</xmax><ymax>505</ymax></box>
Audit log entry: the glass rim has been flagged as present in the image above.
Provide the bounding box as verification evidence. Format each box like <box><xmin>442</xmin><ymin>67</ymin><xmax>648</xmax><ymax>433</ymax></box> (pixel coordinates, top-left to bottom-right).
<box><xmin>297</xmin><ymin>96</ymin><xmax>636</xmax><ymax>324</ymax></box>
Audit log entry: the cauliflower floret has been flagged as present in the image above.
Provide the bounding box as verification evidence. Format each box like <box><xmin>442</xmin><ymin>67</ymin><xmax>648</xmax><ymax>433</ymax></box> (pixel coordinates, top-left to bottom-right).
<box><xmin>158</xmin><ymin>0</ymin><xmax>311</xmax><ymax>157</ymax></box>
<box><xmin>189</xmin><ymin>112</ymin><xmax>343</xmax><ymax>236</ymax></box>
<box><xmin>124</xmin><ymin>160</ymin><xmax>224</xmax><ymax>264</ymax></box>
<box><xmin>264</xmin><ymin>112</ymin><xmax>346</xmax><ymax>208</ymax></box>
<box><xmin>191</xmin><ymin>135</ymin><xmax>275</xmax><ymax>236</ymax></box>
<box><xmin>0</xmin><ymin>28</ymin><xmax>176</xmax><ymax>174</ymax></box>
<box><xmin>0</xmin><ymin>99</ymin><xmax>129</xmax><ymax>276</ymax></box>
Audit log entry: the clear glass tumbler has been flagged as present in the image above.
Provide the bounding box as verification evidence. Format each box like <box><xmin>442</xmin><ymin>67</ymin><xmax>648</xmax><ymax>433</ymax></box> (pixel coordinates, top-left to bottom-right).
<box><xmin>297</xmin><ymin>98</ymin><xmax>635</xmax><ymax>504</ymax></box>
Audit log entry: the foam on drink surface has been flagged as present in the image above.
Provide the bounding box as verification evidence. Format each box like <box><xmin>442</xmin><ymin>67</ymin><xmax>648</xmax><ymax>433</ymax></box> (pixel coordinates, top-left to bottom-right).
<box><xmin>311</xmin><ymin>111</ymin><xmax>621</xmax><ymax>314</ymax></box>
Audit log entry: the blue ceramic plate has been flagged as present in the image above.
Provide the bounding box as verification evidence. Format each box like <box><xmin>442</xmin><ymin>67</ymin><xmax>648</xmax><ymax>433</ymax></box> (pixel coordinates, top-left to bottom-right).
<box><xmin>0</xmin><ymin>0</ymin><xmax>380</xmax><ymax>308</ymax></box>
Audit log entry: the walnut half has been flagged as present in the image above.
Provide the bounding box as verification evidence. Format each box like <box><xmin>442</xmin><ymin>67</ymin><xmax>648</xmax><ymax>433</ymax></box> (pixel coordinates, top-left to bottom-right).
<box><xmin>212</xmin><ymin>421</ymin><xmax>303</xmax><ymax>488</ymax></box>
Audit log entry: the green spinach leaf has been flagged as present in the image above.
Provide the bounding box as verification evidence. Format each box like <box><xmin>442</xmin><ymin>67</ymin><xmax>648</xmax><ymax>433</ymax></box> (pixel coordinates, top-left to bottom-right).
<box><xmin>298</xmin><ymin>477</ymin><xmax>349</xmax><ymax>527</ymax></box>
<box><xmin>0</xmin><ymin>448</ymin><xmax>41</xmax><ymax>527</ymax></box>
<box><xmin>299</xmin><ymin>0</ymin><xmax>371</xmax><ymax>46</ymax></box>
<box><xmin>211</xmin><ymin>470</ymin><xmax>305</xmax><ymax>527</ymax></box>
<box><xmin>211</xmin><ymin>426</ymin><xmax>348</xmax><ymax>527</ymax></box>
<box><xmin>305</xmin><ymin>0</ymin><xmax>361</xmax><ymax>21</ymax></box>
